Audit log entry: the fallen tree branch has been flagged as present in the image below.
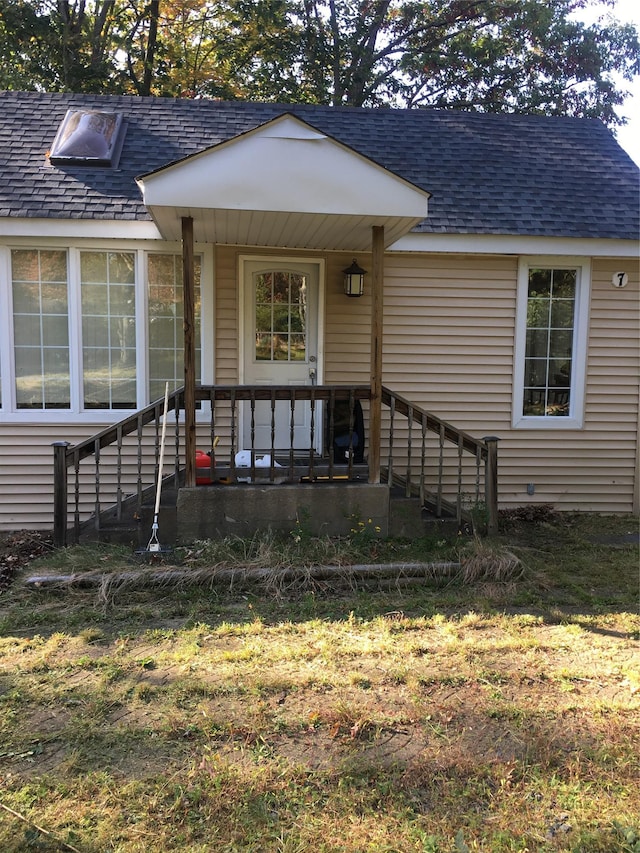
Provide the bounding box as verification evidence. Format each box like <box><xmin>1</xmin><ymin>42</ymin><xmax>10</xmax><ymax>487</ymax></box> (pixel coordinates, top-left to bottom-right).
<box><xmin>0</xmin><ymin>801</ymin><xmax>83</xmax><ymax>853</ymax></box>
<box><xmin>25</xmin><ymin>561</ymin><xmax>460</xmax><ymax>590</ymax></box>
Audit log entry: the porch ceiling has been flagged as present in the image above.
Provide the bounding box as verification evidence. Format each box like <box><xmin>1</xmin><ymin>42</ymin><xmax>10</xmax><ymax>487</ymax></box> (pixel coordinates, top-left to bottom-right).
<box><xmin>136</xmin><ymin>114</ymin><xmax>431</xmax><ymax>251</ymax></box>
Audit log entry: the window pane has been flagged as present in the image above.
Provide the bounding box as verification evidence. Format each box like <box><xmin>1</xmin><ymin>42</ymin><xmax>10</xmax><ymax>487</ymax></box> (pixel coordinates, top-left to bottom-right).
<box><xmin>526</xmin><ymin>299</ymin><xmax>550</xmax><ymax>328</ymax></box>
<box><xmin>147</xmin><ymin>253</ymin><xmax>201</xmax><ymax>398</ymax></box>
<box><xmin>81</xmin><ymin>283</ymin><xmax>108</xmax><ymax>315</ymax></box>
<box><xmin>256</xmin><ymin>334</ymin><xmax>272</xmax><ymax>361</ymax></box>
<box><xmin>272</xmin><ymin>306</ymin><xmax>289</xmax><ymax>333</ymax></box>
<box><xmin>255</xmin><ymin>273</ymin><xmax>272</xmax><ymax>302</ymax></box>
<box><xmin>149</xmin><ymin>317</ymin><xmax>175</xmax><ymax>349</ymax></box>
<box><xmin>525</xmin><ymin>359</ymin><xmax>546</xmax><ymax>387</ymax></box>
<box><xmin>290</xmin><ymin>334</ymin><xmax>306</xmax><ymax>361</ymax></box>
<box><xmin>552</xmin><ymin>269</ymin><xmax>577</xmax><ymax>298</ymax></box>
<box><xmin>12</xmin><ymin>250</ymin><xmax>41</xmax><ymax>282</ymax></box>
<box><xmin>255</xmin><ymin>305</ymin><xmax>272</xmax><ymax>334</ymax></box>
<box><xmin>13</xmin><ymin>314</ymin><xmax>41</xmax><ymax>346</ymax></box>
<box><xmin>523</xmin><ymin>267</ymin><xmax>576</xmax><ymax>418</ymax></box>
<box><xmin>110</xmin><ymin>317</ymin><xmax>136</xmax><ymax>351</ymax></box>
<box><xmin>549</xmin><ymin>329</ymin><xmax>573</xmax><ymax>360</ymax></box>
<box><xmin>528</xmin><ymin>268</ymin><xmax>551</xmax><ymax>297</ymax></box>
<box><xmin>81</xmin><ymin>252</ymin><xmax>108</xmax><ymax>283</ymax></box>
<box><xmin>12</xmin><ymin>283</ymin><xmax>41</xmax><ymax>314</ymax></box>
<box><xmin>550</xmin><ymin>299</ymin><xmax>574</xmax><ymax>328</ymax></box>
<box><xmin>253</xmin><ymin>270</ymin><xmax>308</xmax><ymax>363</ymax></box>
<box><xmin>83</xmin><ymin>316</ymin><xmax>109</xmax><ymax>347</ymax></box>
<box><xmin>109</xmin><ymin>284</ymin><xmax>135</xmax><ymax>315</ymax></box>
<box><xmin>42</xmin><ymin>315</ymin><xmax>69</xmax><ymax>347</ymax></box>
<box><xmin>81</xmin><ymin>251</ymin><xmax>136</xmax><ymax>409</ymax></box>
<box><xmin>273</xmin><ymin>335</ymin><xmax>289</xmax><ymax>360</ymax></box>
<box><xmin>39</xmin><ymin>250</ymin><xmax>68</xmax><ymax>283</ymax></box>
<box><xmin>109</xmin><ymin>253</ymin><xmax>135</xmax><ymax>284</ymax></box>
<box><xmin>12</xmin><ymin>249</ymin><xmax>70</xmax><ymax>410</ymax></box>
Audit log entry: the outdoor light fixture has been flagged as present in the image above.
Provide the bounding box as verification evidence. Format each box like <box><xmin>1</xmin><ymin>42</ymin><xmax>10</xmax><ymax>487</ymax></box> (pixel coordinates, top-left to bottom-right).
<box><xmin>343</xmin><ymin>259</ymin><xmax>366</xmax><ymax>297</ymax></box>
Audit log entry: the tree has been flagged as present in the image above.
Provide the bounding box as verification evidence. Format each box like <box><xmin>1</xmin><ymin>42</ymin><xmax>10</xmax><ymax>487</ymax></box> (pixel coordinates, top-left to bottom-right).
<box><xmin>0</xmin><ymin>0</ymin><xmax>59</xmax><ymax>90</ymax></box>
<box><xmin>286</xmin><ymin>0</ymin><xmax>639</xmax><ymax>124</ymax></box>
<box><xmin>0</xmin><ymin>0</ymin><xmax>637</xmax><ymax>128</ymax></box>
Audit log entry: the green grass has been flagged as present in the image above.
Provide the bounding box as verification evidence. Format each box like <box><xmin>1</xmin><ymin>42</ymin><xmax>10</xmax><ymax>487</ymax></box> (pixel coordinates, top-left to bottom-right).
<box><xmin>0</xmin><ymin>513</ymin><xmax>638</xmax><ymax>852</ymax></box>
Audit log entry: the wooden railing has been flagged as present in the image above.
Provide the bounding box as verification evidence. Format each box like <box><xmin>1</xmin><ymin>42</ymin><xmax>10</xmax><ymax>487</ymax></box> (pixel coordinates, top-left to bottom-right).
<box><xmin>381</xmin><ymin>388</ymin><xmax>499</xmax><ymax>533</ymax></box>
<box><xmin>52</xmin><ymin>384</ymin><xmax>498</xmax><ymax>546</ymax></box>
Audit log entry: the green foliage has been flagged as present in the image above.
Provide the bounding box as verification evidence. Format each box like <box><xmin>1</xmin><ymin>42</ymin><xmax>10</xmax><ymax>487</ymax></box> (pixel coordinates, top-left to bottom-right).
<box><xmin>614</xmin><ymin>821</ymin><xmax>640</xmax><ymax>853</ymax></box>
<box><xmin>0</xmin><ymin>0</ymin><xmax>637</xmax><ymax>126</ymax></box>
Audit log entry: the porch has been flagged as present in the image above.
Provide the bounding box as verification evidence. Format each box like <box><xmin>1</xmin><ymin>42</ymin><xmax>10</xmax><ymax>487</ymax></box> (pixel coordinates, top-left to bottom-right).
<box><xmin>52</xmin><ymin>384</ymin><xmax>499</xmax><ymax>547</ymax></box>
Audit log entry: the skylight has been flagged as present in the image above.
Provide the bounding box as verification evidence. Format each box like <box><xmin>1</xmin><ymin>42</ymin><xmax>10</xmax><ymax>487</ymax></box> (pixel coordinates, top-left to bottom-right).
<box><xmin>49</xmin><ymin>109</ymin><xmax>124</xmax><ymax>167</ymax></box>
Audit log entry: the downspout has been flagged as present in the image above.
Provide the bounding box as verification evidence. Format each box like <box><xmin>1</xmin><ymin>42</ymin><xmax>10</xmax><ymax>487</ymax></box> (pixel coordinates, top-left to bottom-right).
<box><xmin>182</xmin><ymin>216</ymin><xmax>196</xmax><ymax>488</ymax></box>
<box><xmin>368</xmin><ymin>225</ymin><xmax>384</xmax><ymax>483</ymax></box>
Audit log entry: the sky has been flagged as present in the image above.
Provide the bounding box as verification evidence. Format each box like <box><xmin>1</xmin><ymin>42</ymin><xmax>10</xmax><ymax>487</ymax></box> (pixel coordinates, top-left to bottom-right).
<box><xmin>586</xmin><ymin>0</ymin><xmax>640</xmax><ymax>165</ymax></box>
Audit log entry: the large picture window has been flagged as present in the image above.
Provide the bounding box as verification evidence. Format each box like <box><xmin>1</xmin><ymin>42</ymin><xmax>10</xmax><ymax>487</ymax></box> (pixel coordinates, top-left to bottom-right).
<box><xmin>2</xmin><ymin>245</ymin><xmax>205</xmax><ymax>420</ymax></box>
<box><xmin>513</xmin><ymin>258</ymin><xmax>590</xmax><ymax>429</ymax></box>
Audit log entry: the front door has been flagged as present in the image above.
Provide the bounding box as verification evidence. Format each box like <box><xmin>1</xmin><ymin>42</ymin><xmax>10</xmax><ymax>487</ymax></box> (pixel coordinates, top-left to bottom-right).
<box><xmin>241</xmin><ymin>258</ymin><xmax>323</xmax><ymax>452</ymax></box>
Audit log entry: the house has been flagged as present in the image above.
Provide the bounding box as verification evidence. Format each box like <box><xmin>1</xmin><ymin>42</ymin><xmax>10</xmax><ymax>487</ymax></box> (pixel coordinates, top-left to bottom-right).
<box><xmin>0</xmin><ymin>90</ymin><xmax>638</xmax><ymax>542</ymax></box>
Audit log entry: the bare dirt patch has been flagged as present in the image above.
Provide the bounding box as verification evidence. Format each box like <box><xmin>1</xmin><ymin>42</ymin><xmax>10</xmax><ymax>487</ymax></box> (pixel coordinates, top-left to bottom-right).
<box><xmin>0</xmin><ymin>531</ymin><xmax>54</xmax><ymax>591</ymax></box>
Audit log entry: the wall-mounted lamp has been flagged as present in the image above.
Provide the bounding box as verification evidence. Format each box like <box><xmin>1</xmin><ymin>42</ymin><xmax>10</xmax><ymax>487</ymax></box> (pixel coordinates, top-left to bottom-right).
<box><xmin>343</xmin><ymin>259</ymin><xmax>366</xmax><ymax>297</ymax></box>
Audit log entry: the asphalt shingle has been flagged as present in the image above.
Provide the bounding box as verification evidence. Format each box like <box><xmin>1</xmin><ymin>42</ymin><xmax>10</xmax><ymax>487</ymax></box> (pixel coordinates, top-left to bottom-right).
<box><xmin>0</xmin><ymin>90</ymin><xmax>637</xmax><ymax>239</ymax></box>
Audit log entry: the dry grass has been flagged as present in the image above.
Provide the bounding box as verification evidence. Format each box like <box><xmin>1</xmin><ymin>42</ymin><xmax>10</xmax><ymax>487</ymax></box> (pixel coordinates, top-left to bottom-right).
<box><xmin>0</xmin><ymin>513</ymin><xmax>638</xmax><ymax>852</ymax></box>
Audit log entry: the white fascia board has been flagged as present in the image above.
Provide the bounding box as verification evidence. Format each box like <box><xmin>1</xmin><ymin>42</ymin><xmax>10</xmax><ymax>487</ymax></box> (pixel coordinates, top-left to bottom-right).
<box><xmin>0</xmin><ymin>218</ymin><xmax>163</xmax><ymax>240</ymax></box>
<box><xmin>389</xmin><ymin>232</ymin><xmax>640</xmax><ymax>258</ymax></box>
<box><xmin>137</xmin><ymin>116</ymin><xmax>430</xmax><ymax>219</ymax></box>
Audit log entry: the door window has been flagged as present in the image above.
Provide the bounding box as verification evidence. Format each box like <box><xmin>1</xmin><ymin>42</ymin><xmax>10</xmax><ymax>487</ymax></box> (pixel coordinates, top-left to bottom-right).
<box><xmin>255</xmin><ymin>270</ymin><xmax>308</xmax><ymax>363</ymax></box>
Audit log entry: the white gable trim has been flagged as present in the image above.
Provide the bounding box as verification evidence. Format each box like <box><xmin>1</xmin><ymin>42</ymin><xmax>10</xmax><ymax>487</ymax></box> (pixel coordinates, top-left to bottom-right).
<box><xmin>0</xmin><ymin>218</ymin><xmax>162</xmax><ymax>240</ymax></box>
<box><xmin>389</xmin><ymin>232</ymin><xmax>639</xmax><ymax>258</ymax></box>
<box><xmin>136</xmin><ymin>114</ymin><xmax>430</xmax><ymax>250</ymax></box>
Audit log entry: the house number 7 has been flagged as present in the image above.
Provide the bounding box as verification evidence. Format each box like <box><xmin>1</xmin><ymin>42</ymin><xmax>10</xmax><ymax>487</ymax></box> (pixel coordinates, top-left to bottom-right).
<box><xmin>611</xmin><ymin>271</ymin><xmax>628</xmax><ymax>288</ymax></box>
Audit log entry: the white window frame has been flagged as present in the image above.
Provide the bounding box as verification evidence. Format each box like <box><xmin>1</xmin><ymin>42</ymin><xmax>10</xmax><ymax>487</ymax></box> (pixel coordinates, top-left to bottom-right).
<box><xmin>0</xmin><ymin>239</ymin><xmax>214</xmax><ymax>424</ymax></box>
<box><xmin>512</xmin><ymin>256</ymin><xmax>591</xmax><ymax>430</ymax></box>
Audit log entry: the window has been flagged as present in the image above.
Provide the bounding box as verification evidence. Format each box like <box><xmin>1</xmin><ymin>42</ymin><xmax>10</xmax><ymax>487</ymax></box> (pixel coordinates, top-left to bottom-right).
<box><xmin>11</xmin><ymin>249</ymin><xmax>70</xmax><ymax>409</ymax></box>
<box><xmin>3</xmin><ymin>246</ymin><xmax>204</xmax><ymax>420</ymax></box>
<box><xmin>49</xmin><ymin>110</ymin><xmax>125</xmax><ymax>167</ymax></box>
<box><xmin>254</xmin><ymin>270</ymin><xmax>307</xmax><ymax>362</ymax></box>
<box><xmin>513</xmin><ymin>258</ymin><xmax>590</xmax><ymax>429</ymax></box>
<box><xmin>81</xmin><ymin>251</ymin><xmax>137</xmax><ymax>409</ymax></box>
<box><xmin>148</xmin><ymin>253</ymin><xmax>201</xmax><ymax>402</ymax></box>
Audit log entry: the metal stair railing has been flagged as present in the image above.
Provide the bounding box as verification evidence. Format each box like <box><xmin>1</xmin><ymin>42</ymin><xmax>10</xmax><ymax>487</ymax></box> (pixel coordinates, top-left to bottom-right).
<box><xmin>381</xmin><ymin>386</ymin><xmax>499</xmax><ymax>533</ymax></box>
<box><xmin>52</xmin><ymin>384</ymin><xmax>498</xmax><ymax>546</ymax></box>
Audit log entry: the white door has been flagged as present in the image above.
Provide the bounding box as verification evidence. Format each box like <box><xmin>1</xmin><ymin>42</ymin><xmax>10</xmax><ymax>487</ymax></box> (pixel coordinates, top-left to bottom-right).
<box><xmin>241</xmin><ymin>259</ymin><xmax>322</xmax><ymax>452</ymax></box>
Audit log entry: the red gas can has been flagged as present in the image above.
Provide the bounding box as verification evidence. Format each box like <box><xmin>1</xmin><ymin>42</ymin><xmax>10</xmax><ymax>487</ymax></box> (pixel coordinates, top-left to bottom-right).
<box><xmin>195</xmin><ymin>450</ymin><xmax>214</xmax><ymax>485</ymax></box>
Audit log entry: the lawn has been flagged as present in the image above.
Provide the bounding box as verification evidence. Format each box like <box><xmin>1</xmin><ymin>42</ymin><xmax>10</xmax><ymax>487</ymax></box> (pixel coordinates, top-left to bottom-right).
<box><xmin>0</xmin><ymin>513</ymin><xmax>638</xmax><ymax>852</ymax></box>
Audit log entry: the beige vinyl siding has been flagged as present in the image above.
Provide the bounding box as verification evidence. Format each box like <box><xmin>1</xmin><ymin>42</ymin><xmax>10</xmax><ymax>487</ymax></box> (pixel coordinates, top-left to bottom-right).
<box><xmin>0</xmin><ymin>420</ymin><xmax>222</xmax><ymax>532</ymax></box>
<box><xmin>323</xmin><ymin>252</ymin><xmax>372</xmax><ymax>384</ymax></box>
<box><xmin>382</xmin><ymin>254</ymin><xmax>517</xmax><ymax>432</ymax></box>
<box><xmin>1</xmin><ymin>249</ymin><xmax>637</xmax><ymax>531</ymax></box>
<box><xmin>381</xmin><ymin>253</ymin><xmax>639</xmax><ymax>512</ymax></box>
<box><xmin>0</xmin><ymin>424</ymin><xmax>128</xmax><ymax>530</ymax></box>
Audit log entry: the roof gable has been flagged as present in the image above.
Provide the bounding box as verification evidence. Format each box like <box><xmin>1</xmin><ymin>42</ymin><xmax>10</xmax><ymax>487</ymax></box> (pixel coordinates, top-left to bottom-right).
<box><xmin>136</xmin><ymin>113</ymin><xmax>431</xmax><ymax>249</ymax></box>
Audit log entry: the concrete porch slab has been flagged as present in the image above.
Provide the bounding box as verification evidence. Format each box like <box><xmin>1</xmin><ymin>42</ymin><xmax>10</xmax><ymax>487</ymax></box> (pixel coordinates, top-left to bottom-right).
<box><xmin>176</xmin><ymin>483</ymin><xmax>390</xmax><ymax>541</ymax></box>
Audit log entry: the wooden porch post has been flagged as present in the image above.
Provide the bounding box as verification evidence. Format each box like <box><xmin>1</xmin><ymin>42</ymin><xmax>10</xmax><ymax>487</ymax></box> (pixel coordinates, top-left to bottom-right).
<box><xmin>483</xmin><ymin>436</ymin><xmax>500</xmax><ymax>535</ymax></box>
<box><xmin>368</xmin><ymin>225</ymin><xmax>384</xmax><ymax>484</ymax></box>
<box><xmin>52</xmin><ymin>441</ymin><xmax>70</xmax><ymax>547</ymax></box>
<box><xmin>182</xmin><ymin>216</ymin><xmax>196</xmax><ymax>488</ymax></box>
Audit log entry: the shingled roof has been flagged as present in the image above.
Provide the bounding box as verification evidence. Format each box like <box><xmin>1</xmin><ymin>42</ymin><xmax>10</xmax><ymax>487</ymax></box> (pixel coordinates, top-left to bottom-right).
<box><xmin>0</xmin><ymin>90</ymin><xmax>637</xmax><ymax>240</ymax></box>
